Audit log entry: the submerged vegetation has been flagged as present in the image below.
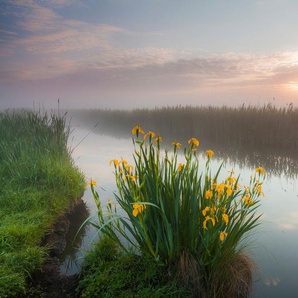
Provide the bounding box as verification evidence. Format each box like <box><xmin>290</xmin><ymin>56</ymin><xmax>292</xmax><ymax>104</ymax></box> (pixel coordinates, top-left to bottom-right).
<box><xmin>82</xmin><ymin>125</ymin><xmax>265</xmax><ymax>297</ymax></box>
<box><xmin>0</xmin><ymin>110</ymin><xmax>85</xmax><ymax>297</ymax></box>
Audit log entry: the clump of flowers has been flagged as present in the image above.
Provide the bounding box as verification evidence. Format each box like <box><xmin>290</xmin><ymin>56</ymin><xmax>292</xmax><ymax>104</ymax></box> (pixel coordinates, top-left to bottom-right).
<box><xmin>87</xmin><ymin>125</ymin><xmax>266</xmax><ymax>297</ymax></box>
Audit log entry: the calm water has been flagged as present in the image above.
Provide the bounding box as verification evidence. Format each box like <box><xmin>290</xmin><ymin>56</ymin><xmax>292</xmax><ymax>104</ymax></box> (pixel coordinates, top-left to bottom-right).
<box><xmin>61</xmin><ymin>125</ymin><xmax>298</xmax><ymax>298</ymax></box>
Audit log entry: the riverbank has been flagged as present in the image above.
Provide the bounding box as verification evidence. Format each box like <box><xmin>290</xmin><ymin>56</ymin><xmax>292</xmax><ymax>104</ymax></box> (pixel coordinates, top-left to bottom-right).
<box><xmin>23</xmin><ymin>198</ymin><xmax>86</xmax><ymax>298</ymax></box>
<box><xmin>0</xmin><ymin>110</ymin><xmax>85</xmax><ymax>297</ymax></box>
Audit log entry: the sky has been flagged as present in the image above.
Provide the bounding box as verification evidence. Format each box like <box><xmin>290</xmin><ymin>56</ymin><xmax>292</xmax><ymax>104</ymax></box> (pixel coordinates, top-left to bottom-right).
<box><xmin>1</xmin><ymin>0</ymin><xmax>298</xmax><ymax>110</ymax></box>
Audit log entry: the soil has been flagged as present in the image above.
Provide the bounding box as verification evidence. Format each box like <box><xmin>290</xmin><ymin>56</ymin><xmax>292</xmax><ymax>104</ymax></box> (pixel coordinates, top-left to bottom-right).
<box><xmin>21</xmin><ymin>198</ymin><xmax>87</xmax><ymax>298</ymax></box>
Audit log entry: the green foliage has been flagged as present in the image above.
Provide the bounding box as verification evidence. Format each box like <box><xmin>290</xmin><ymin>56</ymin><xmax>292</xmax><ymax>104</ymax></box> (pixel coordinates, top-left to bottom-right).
<box><xmin>0</xmin><ymin>109</ymin><xmax>85</xmax><ymax>297</ymax></box>
<box><xmin>87</xmin><ymin>126</ymin><xmax>265</xmax><ymax>296</ymax></box>
<box><xmin>77</xmin><ymin>237</ymin><xmax>192</xmax><ymax>298</ymax></box>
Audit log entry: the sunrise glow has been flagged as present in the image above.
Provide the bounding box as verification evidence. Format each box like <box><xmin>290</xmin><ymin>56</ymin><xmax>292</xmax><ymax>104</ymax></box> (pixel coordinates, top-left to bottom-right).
<box><xmin>1</xmin><ymin>1</ymin><xmax>298</xmax><ymax>109</ymax></box>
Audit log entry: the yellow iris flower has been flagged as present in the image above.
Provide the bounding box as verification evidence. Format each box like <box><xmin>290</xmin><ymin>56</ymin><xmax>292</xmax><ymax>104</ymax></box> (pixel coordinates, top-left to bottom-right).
<box><xmin>255</xmin><ymin>167</ymin><xmax>265</xmax><ymax>175</ymax></box>
<box><xmin>202</xmin><ymin>206</ymin><xmax>210</xmax><ymax>216</ymax></box>
<box><xmin>220</xmin><ymin>231</ymin><xmax>228</xmax><ymax>241</ymax></box>
<box><xmin>222</xmin><ymin>213</ymin><xmax>229</xmax><ymax>225</ymax></box>
<box><xmin>205</xmin><ymin>190</ymin><xmax>212</xmax><ymax>199</ymax></box>
<box><xmin>132</xmin><ymin>125</ymin><xmax>145</xmax><ymax>135</ymax></box>
<box><xmin>132</xmin><ymin>203</ymin><xmax>147</xmax><ymax>217</ymax></box>
<box><xmin>188</xmin><ymin>137</ymin><xmax>199</xmax><ymax>147</ymax></box>
<box><xmin>171</xmin><ymin>141</ymin><xmax>182</xmax><ymax>149</ymax></box>
<box><xmin>154</xmin><ymin>136</ymin><xmax>163</xmax><ymax>144</ymax></box>
<box><xmin>144</xmin><ymin>131</ymin><xmax>155</xmax><ymax>139</ymax></box>
<box><xmin>109</xmin><ymin>159</ymin><xmax>120</xmax><ymax>166</ymax></box>
<box><xmin>85</xmin><ymin>179</ymin><xmax>97</xmax><ymax>188</ymax></box>
<box><xmin>205</xmin><ymin>149</ymin><xmax>214</xmax><ymax>158</ymax></box>
<box><xmin>244</xmin><ymin>195</ymin><xmax>254</xmax><ymax>206</ymax></box>
<box><xmin>177</xmin><ymin>163</ymin><xmax>184</xmax><ymax>171</ymax></box>
<box><xmin>203</xmin><ymin>216</ymin><xmax>216</xmax><ymax>229</ymax></box>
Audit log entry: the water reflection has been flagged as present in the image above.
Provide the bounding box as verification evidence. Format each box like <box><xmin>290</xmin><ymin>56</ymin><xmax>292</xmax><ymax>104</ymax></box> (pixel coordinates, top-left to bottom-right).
<box><xmin>211</xmin><ymin>144</ymin><xmax>298</xmax><ymax>179</ymax></box>
<box><xmin>87</xmin><ymin>124</ymin><xmax>298</xmax><ymax>179</ymax></box>
<box><xmin>59</xmin><ymin>199</ymin><xmax>89</xmax><ymax>275</ymax></box>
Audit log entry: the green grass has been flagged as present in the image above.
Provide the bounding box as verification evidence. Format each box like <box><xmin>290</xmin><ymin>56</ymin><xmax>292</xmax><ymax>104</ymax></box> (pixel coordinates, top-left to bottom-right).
<box><xmin>77</xmin><ymin>237</ymin><xmax>194</xmax><ymax>298</ymax></box>
<box><xmin>0</xmin><ymin>109</ymin><xmax>85</xmax><ymax>297</ymax></box>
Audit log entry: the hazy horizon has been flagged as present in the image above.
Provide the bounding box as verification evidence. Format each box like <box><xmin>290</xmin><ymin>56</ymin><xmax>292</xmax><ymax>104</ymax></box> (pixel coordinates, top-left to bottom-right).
<box><xmin>1</xmin><ymin>0</ymin><xmax>298</xmax><ymax>111</ymax></box>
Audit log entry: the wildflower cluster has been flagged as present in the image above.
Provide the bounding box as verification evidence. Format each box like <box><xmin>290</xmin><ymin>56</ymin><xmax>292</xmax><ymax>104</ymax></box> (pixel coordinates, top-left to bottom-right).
<box><xmin>87</xmin><ymin>125</ymin><xmax>266</xmax><ymax>296</ymax></box>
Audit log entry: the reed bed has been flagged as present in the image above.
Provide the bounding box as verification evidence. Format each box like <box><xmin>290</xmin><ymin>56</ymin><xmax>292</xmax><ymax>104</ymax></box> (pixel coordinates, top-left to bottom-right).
<box><xmin>71</xmin><ymin>103</ymin><xmax>298</xmax><ymax>177</ymax></box>
<box><xmin>72</xmin><ymin>103</ymin><xmax>298</xmax><ymax>154</ymax></box>
<box><xmin>0</xmin><ymin>109</ymin><xmax>85</xmax><ymax>297</ymax></box>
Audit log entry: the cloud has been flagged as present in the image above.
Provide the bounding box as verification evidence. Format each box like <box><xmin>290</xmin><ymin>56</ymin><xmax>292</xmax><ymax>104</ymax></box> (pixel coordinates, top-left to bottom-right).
<box><xmin>14</xmin><ymin>24</ymin><xmax>121</xmax><ymax>54</ymax></box>
<box><xmin>41</xmin><ymin>0</ymin><xmax>78</xmax><ymax>8</ymax></box>
<box><xmin>2</xmin><ymin>0</ymin><xmax>125</xmax><ymax>55</ymax></box>
<box><xmin>1</xmin><ymin>0</ymin><xmax>298</xmax><ymax>107</ymax></box>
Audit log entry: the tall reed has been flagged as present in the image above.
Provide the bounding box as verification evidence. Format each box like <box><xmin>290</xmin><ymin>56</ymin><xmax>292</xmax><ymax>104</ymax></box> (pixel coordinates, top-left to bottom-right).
<box><xmin>88</xmin><ymin>125</ymin><xmax>265</xmax><ymax>297</ymax></box>
<box><xmin>71</xmin><ymin>103</ymin><xmax>298</xmax><ymax>153</ymax></box>
<box><xmin>71</xmin><ymin>103</ymin><xmax>298</xmax><ymax>177</ymax></box>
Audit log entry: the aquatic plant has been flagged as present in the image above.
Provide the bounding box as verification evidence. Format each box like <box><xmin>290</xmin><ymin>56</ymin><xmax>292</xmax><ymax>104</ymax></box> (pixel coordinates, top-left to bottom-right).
<box><xmin>88</xmin><ymin>125</ymin><xmax>265</xmax><ymax>296</ymax></box>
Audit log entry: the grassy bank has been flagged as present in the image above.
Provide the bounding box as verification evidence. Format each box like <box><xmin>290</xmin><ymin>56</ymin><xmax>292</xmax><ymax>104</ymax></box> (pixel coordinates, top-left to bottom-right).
<box><xmin>0</xmin><ymin>109</ymin><xmax>85</xmax><ymax>297</ymax></box>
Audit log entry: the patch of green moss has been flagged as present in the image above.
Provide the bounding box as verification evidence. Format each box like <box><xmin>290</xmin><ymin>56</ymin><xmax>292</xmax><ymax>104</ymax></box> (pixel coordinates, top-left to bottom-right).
<box><xmin>77</xmin><ymin>237</ymin><xmax>193</xmax><ymax>298</ymax></box>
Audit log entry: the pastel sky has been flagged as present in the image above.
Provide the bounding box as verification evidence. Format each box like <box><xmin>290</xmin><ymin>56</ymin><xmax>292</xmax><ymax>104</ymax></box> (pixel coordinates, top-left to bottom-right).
<box><xmin>1</xmin><ymin>0</ymin><xmax>298</xmax><ymax>110</ymax></box>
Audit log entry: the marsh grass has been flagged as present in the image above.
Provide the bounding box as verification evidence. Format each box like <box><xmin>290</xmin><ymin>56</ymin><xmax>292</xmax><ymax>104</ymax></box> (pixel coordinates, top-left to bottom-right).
<box><xmin>72</xmin><ymin>103</ymin><xmax>298</xmax><ymax>150</ymax></box>
<box><xmin>86</xmin><ymin>126</ymin><xmax>265</xmax><ymax>297</ymax></box>
<box><xmin>0</xmin><ymin>109</ymin><xmax>85</xmax><ymax>297</ymax></box>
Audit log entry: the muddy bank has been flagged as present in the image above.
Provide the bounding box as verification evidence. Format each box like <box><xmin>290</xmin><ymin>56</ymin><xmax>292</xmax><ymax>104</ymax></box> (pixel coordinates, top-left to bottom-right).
<box><xmin>22</xmin><ymin>198</ymin><xmax>89</xmax><ymax>298</ymax></box>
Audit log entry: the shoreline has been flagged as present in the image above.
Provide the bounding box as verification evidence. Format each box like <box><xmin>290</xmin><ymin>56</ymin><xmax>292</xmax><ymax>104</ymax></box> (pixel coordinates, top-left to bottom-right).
<box><xmin>23</xmin><ymin>197</ymin><xmax>87</xmax><ymax>298</ymax></box>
